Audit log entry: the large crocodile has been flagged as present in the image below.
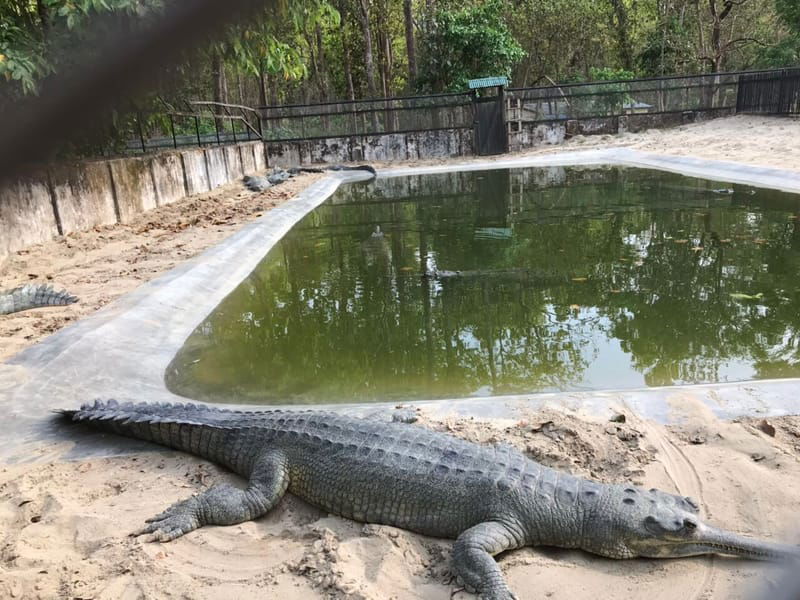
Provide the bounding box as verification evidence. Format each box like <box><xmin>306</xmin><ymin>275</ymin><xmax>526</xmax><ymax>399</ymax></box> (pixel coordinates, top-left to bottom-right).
<box><xmin>1</xmin><ymin>283</ymin><xmax>77</xmax><ymax>315</ymax></box>
<box><xmin>61</xmin><ymin>400</ymin><xmax>798</xmax><ymax>599</ymax></box>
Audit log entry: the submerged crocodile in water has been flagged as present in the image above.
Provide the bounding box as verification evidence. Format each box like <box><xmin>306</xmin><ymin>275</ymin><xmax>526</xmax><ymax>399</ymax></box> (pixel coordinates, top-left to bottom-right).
<box><xmin>0</xmin><ymin>283</ymin><xmax>77</xmax><ymax>315</ymax></box>
<box><xmin>61</xmin><ymin>401</ymin><xmax>798</xmax><ymax>600</ymax></box>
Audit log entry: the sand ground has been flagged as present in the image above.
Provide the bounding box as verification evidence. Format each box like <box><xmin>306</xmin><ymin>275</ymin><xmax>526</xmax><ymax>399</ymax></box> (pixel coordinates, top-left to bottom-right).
<box><xmin>1</xmin><ymin>114</ymin><xmax>800</xmax><ymax>599</ymax></box>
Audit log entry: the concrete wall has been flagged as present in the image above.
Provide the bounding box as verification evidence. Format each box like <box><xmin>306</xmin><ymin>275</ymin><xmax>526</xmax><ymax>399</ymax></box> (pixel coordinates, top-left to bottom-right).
<box><xmin>508</xmin><ymin>108</ymin><xmax>737</xmax><ymax>151</ymax></box>
<box><xmin>0</xmin><ymin>140</ymin><xmax>267</xmax><ymax>260</ymax></box>
<box><xmin>265</xmin><ymin>128</ymin><xmax>474</xmax><ymax>167</ymax></box>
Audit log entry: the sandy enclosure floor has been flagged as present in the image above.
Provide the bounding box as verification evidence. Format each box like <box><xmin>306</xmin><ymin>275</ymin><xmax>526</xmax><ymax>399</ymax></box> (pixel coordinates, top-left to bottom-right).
<box><xmin>1</xmin><ymin>402</ymin><xmax>799</xmax><ymax>599</ymax></box>
<box><xmin>1</xmin><ymin>114</ymin><xmax>800</xmax><ymax>599</ymax></box>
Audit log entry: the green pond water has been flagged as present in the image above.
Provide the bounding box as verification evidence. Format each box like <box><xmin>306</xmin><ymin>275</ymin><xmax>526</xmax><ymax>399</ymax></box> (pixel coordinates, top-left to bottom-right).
<box><xmin>166</xmin><ymin>166</ymin><xmax>800</xmax><ymax>404</ymax></box>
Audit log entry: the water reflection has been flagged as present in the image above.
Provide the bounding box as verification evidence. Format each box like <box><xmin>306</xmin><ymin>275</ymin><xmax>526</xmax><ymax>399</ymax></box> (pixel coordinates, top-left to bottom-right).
<box><xmin>166</xmin><ymin>166</ymin><xmax>800</xmax><ymax>404</ymax></box>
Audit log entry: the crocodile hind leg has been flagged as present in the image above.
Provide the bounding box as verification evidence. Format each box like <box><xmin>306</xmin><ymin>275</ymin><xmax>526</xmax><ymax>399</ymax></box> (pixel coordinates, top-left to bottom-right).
<box><xmin>451</xmin><ymin>521</ymin><xmax>522</xmax><ymax>600</ymax></box>
<box><xmin>134</xmin><ymin>450</ymin><xmax>289</xmax><ymax>542</ymax></box>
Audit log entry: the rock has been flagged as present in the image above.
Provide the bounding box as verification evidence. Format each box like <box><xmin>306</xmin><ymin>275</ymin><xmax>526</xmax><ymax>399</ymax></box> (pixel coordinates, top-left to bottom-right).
<box><xmin>688</xmin><ymin>431</ymin><xmax>707</xmax><ymax>445</ymax></box>
<box><xmin>609</xmin><ymin>413</ymin><xmax>626</xmax><ymax>424</ymax></box>
<box><xmin>756</xmin><ymin>419</ymin><xmax>776</xmax><ymax>437</ymax></box>
<box><xmin>751</xmin><ymin>453</ymin><xmax>766</xmax><ymax>462</ymax></box>
<box><xmin>392</xmin><ymin>409</ymin><xmax>418</xmax><ymax>424</ymax></box>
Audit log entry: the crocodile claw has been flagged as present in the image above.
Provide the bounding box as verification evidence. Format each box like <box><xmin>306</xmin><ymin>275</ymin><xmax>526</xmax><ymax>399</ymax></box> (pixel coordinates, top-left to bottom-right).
<box><xmin>132</xmin><ymin>498</ymin><xmax>201</xmax><ymax>542</ymax></box>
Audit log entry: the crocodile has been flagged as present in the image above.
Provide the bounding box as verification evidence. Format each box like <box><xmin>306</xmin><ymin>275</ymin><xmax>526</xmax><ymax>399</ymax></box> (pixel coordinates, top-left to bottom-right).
<box><xmin>243</xmin><ymin>164</ymin><xmax>376</xmax><ymax>192</ymax></box>
<box><xmin>61</xmin><ymin>400</ymin><xmax>799</xmax><ymax>600</ymax></box>
<box><xmin>0</xmin><ymin>283</ymin><xmax>77</xmax><ymax>315</ymax></box>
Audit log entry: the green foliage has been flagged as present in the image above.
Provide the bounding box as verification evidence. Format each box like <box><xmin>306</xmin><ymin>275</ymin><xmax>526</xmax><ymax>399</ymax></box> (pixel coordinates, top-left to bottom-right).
<box><xmin>587</xmin><ymin>66</ymin><xmax>635</xmax><ymax>82</ymax></box>
<box><xmin>637</xmin><ymin>15</ymin><xmax>694</xmax><ymax>76</ymax></box>
<box><xmin>0</xmin><ymin>21</ymin><xmax>52</xmax><ymax>94</ymax></box>
<box><xmin>0</xmin><ymin>0</ymin><xmax>152</xmax><ymax>95</ymax></box>
<box><xmin>416</xmin><ymin>0</ymin><xmax>525</xmax><ymax>93</ymax></box>
<box><xmin>755</xmin><ymin>0</ymin><xmax>800</xmax><ymax>67</ymax></box>
<box><xmin>227</xmin><ymin>1</ymin><xmax>340</xmax><ymax>81</ymax></box>
<box><xmin>776</xmin><ymin>0</ymin><xmax>800</xmax><ymax>32</ymax></box>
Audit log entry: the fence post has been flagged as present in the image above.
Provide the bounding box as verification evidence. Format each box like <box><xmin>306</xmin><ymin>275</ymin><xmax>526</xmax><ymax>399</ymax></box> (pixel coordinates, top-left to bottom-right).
<box><xmin>169</xmin><ymin>113</ymin><xmax>177</xmax><ymax>149</ymax></box>
<box><xmin>137</xmin><ymin>112</ymin><xmax>146</xmax><ymax>154</ymax></box>
<box><xmin>195</xmin><ymin>116</ymin><xmax>202</xmax><ymax>146</ymax></box>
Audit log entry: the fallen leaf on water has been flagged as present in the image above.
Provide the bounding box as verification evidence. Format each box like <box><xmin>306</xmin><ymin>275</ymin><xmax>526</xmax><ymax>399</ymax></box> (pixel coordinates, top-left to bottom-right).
<box><xmin>609</xmin><ymin>289</ymin><xmax>622</xmax><ymax>293</ymax></box>
<box><xmin>399</xmin><ymin>266</ymin><xmax>414</xmax><ymax>272</ymax></box>
<box><xmin>720</xmin><ymin>238</ymin><xmax>732</xmax><ymax>243</ymax></box>
<box><xmin>571</xmin><ymin>277</ymin><xmax>588</xmax><ymax>282</ymax></box>
<box><xmin>790</xmin><ymin>215</ymin><xmax>798</xmax><ymax>220</ymax></box>
<box><xmin>691</xmin><ymin>246</ymin><xmax>703</xmax><ymax>251</ymax></box>
<box><xmin>634</xmin><ymin>260</ymin><xmax>644</xmax><ymax>266</ymax></box>
<box><xmin>730</xmin><ymin>292</ymin><xmax>764</xmax><ymax>300</ymax></box>
<box><xmin>674</xmin><ymin>239</ymin><xmax>689</xmax><ymax>244</ymax></box>
<box><xmin>754</xmin><ymin>239</ymin><xmax>767</xmax><ymax>244</ymax></box>
<box><xmin>569</xmin><ymin>304</ymin><xmax>580</xmax><ymax>310</ymax></box>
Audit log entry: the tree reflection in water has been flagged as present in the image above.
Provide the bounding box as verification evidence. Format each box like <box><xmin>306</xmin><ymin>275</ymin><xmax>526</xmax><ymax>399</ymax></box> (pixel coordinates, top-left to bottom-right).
<box><xmin>166</xmin><ymin>166</ymin><xmax>800</xmax><ymax>404</ymax></box>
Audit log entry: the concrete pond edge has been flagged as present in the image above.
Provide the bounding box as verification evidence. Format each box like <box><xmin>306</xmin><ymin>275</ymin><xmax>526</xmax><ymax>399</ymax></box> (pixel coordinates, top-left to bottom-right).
<box><xmin>2</xmin><ymin>148</ymin><xmax>800</xmax><ymax>462</ymax></box>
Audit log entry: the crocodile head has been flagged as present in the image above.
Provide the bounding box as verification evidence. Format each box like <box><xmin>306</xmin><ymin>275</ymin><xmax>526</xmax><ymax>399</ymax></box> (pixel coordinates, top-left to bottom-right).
<box><xmin>585</xmin><ymin>486</ymin><xmax>799</xmax><ymax>561</ymax></box>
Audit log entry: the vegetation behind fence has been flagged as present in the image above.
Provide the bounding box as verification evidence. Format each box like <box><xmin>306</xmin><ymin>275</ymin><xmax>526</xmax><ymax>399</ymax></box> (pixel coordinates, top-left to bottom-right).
<box><xmin>123</xmin><ymin>68</ymin><xmax>800</xmax><ymax>155</ymax></box>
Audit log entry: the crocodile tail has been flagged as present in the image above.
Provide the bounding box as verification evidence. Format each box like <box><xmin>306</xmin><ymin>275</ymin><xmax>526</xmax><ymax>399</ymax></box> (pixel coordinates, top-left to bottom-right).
<box><xmin>0</xmin><ymin>283</ymin><xmax>78</xmax><ymax>315</ymax></box>
<box><xmin>58</xmin><ymin>399</ymin><xmax>249</xmax><ymax>461</ymax></box>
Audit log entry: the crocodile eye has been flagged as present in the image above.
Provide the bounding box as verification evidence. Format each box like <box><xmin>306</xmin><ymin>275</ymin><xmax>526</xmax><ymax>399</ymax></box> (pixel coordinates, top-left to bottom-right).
<box><xmin>684</xmin><ymin>519</ymin><xmax>697</xmax><ymax>530</ymax></box>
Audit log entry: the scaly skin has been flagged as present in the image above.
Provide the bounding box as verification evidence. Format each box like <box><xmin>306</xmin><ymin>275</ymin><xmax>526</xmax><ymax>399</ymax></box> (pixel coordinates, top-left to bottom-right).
<box><xmin>0</xmin><ymin>283</ymin><xmax>77</xmax><ymax>315</ymax></box>
<box><xmin>61</xmin><ymin>400</ymin><xmax>799</xmax><ymax>599</ymax></box>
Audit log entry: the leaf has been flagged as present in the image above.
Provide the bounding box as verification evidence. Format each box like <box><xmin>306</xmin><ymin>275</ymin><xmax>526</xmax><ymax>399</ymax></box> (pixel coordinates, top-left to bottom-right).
<box><xmin>729</xmin><ymin>292</ymin><xmax>764</xmax><ymax>300</ymax></box>
<box><xmin>571</xmin><ymin>277</ymin><xmax>588</xmax><ymax>282</ymax></box>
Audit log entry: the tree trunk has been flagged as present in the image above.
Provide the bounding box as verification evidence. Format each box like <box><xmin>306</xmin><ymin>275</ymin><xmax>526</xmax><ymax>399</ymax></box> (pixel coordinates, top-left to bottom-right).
<box><xmin>316</xmin><ymin>24</ymin><xmax>330</xmax><ymax>101</ymax></box>
<box><xmin>258</xmin><ymin>65</ymin><xmax>268</xmax><ymax>107</ymax></box>
<box><xmin>36</xmin><ymin>0</ymin><xmax>48</xmax><ymax>36</ymax></box>
<box><xmin>404</xmin><ymin>0</ymin><xmax>417</xmax><ymax>90</ymax></box>
<box><xmin>357</xmin><ymin>0</ymin><xmax>380</xmax><ymax>130</ymax></box>
<box><xmin>211</xmin><ymin>50</ymin><xmax>228</xmax><ymax>105</ymax></box>
<box><xmin>608</xmin><ymin>0</ymin><xmax>634</xmax><ymax>71</ymax></box>
<box><xmin>357</xmin><ymin>0</ymin><xmax>378</xmax><ymax>98</ymax></box>
<box><xmin>338</xmin><ymin>0</ymin><xmax>356</xmax><ymax>101</ymax></box>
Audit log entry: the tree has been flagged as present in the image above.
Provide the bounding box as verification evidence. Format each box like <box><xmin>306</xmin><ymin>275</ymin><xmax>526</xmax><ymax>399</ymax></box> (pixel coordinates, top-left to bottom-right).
<box><xmin>416</xmin><ymin>0</ymin><xmax>525</xmax><ymax>92</ymax></box>
<box><xmin>403</xmin><ymin>0</ymin><xmax>417</xmax><ymax>89</ymax></box>
<box><xmin>357</xmin><ymin>0</ymin><xmax>378</xmax><ymax>97</ymax></box>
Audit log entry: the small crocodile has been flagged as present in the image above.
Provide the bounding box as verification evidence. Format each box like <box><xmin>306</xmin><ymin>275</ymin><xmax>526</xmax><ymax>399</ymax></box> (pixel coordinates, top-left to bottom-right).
<box><xmin>61</xmin><ymin>401</ymin><xmax>798</xmax><ymax>599</ymax></box>
<box><xmin>0</xmin><ymin>283</ymin><xmax>77</xmax><ymax>315</ymax></box>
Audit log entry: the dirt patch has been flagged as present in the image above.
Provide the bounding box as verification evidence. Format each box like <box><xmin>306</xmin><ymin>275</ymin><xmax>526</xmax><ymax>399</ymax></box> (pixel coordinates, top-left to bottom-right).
<box><xmin>0</xmin><ymin>173</ymin><xmax>322</xmax><ymax>362</ymax></box>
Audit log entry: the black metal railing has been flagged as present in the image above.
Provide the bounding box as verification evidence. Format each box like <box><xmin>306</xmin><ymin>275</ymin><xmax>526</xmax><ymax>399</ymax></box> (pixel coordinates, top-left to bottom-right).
<box><xmin>256</xmin><ymin>91</ymin><xmax>474</xmax><ymax>142</ymax></box>
<box><xmin>505</xmin><ymin>70</ymin><xmax>772</xmax><ymax>124</ymax></box>
<box><xmin>121</xmin><ymin>68</ymin><xmax>799</xmax><ymax>155</ymax></box>
<box><xmin>124</xmin><ymin>101</ymin><xmax>263</xmax><ymax>154</ymax></box>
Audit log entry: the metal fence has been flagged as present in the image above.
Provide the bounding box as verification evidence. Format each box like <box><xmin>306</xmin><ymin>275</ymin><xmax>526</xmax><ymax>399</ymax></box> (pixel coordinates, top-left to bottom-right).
<box><xmin>256</xmin><ymin>92</ymin><xmax>474</xmax><ymax>142</ymax></box>
<box><xmin>122</xmin><ymin>68</ymin><xmax>799</xmax><ymax>154</ymax></box>
<box><xmin>124</xmin><ymin>101</ymin><xmax>263</xmax><ymax>154</ymax></box>
<box><xmin>506</xmin><ymin>70</ymin><xmax>759</xmax><ymax>125</ymax></box>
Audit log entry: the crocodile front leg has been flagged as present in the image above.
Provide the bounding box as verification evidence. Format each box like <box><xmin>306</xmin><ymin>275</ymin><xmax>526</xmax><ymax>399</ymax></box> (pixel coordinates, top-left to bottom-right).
<box><xmin>134</xmin><ymin>450</ymin><xmax>289</xmax><ymax>542</ymax></box>
<box><xmin>452</xmin><ymin>521</ymin><xmax>522</xmax><ymax>600</ymax></box>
